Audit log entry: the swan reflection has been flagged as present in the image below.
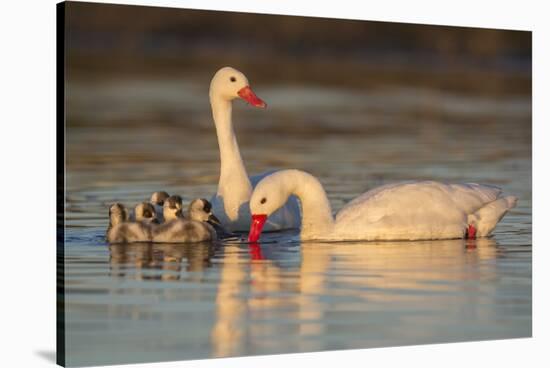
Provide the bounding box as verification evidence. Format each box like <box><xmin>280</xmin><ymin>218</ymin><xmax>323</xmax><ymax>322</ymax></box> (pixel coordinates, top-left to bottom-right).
<box><xmin>107</xmin><ymin>237</ymin><xmax>502</xmax><ymax>357</ymax></box>
<box><xmin>210</xmin><ymin>237</ymin><xmax>501</xmax><ymax>356</ymax></box>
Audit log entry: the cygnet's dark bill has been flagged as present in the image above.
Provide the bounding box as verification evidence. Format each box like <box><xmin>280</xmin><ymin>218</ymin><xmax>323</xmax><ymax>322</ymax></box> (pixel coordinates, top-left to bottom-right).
<box><xmin>206</xmin><ymin>215</ymin><xmax>242</xmax><ymax>241</ymax></box>
<box><xmin>207</xmin><ymin>213</ymin><xmax>222</xmax><ymax>227</ymax></box>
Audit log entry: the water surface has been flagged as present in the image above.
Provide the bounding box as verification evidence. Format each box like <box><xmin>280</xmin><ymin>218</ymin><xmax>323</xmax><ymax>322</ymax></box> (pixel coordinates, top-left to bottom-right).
<box><xmin>63</xmin><ymin>78</ymin><xmax>531</xmax><ymax>366</ymax></box>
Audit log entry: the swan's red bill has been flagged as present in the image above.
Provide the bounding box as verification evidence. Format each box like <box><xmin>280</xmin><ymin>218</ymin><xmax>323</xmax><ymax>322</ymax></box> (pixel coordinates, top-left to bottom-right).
<box><xmin>467</xmin><ymin>224</ymin><xmax>477</xmax><ymax>239</ymax></box>
<box><xmin>248</xmin><ymin>214</ymin><xmax>267</xmax><ymax>242</ymax></box>
<box><xmin>238</xmin><ymin>86</ymin><xmax>267</xmax><ymax>108</ymax></box>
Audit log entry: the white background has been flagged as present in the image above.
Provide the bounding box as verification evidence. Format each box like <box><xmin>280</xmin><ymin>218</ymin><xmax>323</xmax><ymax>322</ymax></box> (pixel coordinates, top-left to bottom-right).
<box><xmin>0</xmin><ymin>0</ymin><xmax>547</xmax><ymax>367</ymax></box>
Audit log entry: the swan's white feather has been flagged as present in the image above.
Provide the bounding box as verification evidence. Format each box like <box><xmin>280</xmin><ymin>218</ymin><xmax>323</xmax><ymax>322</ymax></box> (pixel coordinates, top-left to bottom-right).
<box><xmin>338</xmin><ymin>181</ymin><xmax>500</xmax><ymax>222</ymax></box>
<box><xmin>333</xmin><ymin>181</ymin><xmax>504</xmax><ymax>240</ymax></box>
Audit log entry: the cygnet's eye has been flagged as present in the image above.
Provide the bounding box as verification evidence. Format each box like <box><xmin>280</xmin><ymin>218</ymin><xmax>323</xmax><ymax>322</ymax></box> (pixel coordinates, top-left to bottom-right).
<box><xmin>230</xmin><ymin>76</ymin><xmax>236</xmax><ymax>82</ymax></box>
<box><xmin>260</xmin><ymin>197</ymin><xmax>267</xmax><ymax>204</ymax></box>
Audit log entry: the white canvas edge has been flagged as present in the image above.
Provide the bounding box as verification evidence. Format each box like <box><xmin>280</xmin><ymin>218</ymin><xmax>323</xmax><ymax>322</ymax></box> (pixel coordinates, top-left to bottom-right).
<box><xmin>0</xmin><ymin>0</ymin><xmax>546</xmax><ymax>368</ymax></box>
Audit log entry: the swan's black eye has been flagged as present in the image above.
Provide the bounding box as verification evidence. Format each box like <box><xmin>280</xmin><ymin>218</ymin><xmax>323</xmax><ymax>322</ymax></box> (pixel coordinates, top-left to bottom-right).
<box><xmin>260</xmin><ymin>198</ymin><xmax>267</xmax><ymax>204</ymax></box>
<box><xmin>230</xmin><ymin>76</ymin><xmax>236</xmax><ymax>82</ymax></box>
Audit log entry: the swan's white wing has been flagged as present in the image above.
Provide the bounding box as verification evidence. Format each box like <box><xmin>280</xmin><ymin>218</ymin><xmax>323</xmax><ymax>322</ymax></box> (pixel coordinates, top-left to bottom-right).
<box><xmin>336</xmin><ymin>181</ymin><xmax>502</xmax><ymax>227</ymax></box>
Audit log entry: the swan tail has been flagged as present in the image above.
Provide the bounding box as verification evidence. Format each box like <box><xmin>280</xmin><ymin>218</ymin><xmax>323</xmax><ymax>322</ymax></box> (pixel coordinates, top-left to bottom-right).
<box><xmin>467</xmin><ymin>196</ymin><xmax>518</xmax><ymax>237</ymax></box>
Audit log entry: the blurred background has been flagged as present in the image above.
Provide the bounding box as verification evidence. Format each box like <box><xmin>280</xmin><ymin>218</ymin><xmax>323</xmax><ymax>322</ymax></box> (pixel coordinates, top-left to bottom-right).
<box><xmin>65</xmin><ymin>2</ymin><xmax>531</xmax><ymax>93</ymax></box>
<box><xmin>65</xmin><ymin>1</ymin><xmax>531</xmax><ymax>204</ymax></box>
<box><xmin>63</xmin><ymin>3</ymin><xmax>531</xmax><ymax>366</ymax></box>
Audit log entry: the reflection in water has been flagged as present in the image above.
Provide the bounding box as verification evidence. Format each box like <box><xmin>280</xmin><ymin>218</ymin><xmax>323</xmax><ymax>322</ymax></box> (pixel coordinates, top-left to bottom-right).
<box><xmin>298</xmin><ymin>242</ymin><xmax>330</xmax><ymax>351</ymax></box>
<box><xmin>109</xmin><ymin>242</ymin><xmax>216</xmax><ymax>281</ymax></box>
<box><xmin>207</xmin><ymin>236</ymin><xmax>509</xmax><ymax>357</ymax></box>
<box><xmin>104</xmin><ymin>237</ymin><xmax>506</xmax><ymax>356</ymax></box>
<box><xmin>63</xmin><ymin>213</ymin><xmax>529</xmax><ymax>367</ymax></box>
<box><xmin>211</xmin><ymin>244</ymin><xmax>248</xmax><ymax>357</ymax></box>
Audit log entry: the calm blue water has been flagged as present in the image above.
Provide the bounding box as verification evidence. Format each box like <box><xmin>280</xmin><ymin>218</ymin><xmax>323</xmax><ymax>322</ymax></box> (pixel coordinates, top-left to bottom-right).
<box><xmin>63</xmin><ymin>78</ymin><xmax>531</xmax><ymax>366</ymax></box>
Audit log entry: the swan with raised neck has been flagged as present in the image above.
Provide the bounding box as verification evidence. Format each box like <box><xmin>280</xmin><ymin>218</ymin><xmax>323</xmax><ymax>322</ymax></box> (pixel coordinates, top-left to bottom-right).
<box><xmin>208</xmin><ymin>66</ymin><xmax>300</xmax><ymax>232</ymax></box>
<box><xmin>248</xmin><ymin>169</ymin><xmax>517</xmax><ymax>242</ymax></box>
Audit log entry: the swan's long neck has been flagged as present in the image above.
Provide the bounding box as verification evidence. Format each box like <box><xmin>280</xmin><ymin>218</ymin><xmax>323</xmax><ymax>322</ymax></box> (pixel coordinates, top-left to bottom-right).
<box><xmin>285</xmin><ymin>171</ymin><xmax>334</xmax><ymax>238</ymax></box>
<box><xmin>210</xmin><ymin>95</ymin><xmax>252</xmax><ymax>217</ymax></box>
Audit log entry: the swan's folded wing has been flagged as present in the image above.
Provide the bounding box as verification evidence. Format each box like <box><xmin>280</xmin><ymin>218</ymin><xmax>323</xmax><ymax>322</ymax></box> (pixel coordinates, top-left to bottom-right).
<box><xmin>336</xmin><ymin>182</ymin><xmax>415</xmax><ymax>225</ymax></box>
<box><xmin>451</xmin><ymin>182</ymin><xmax>502</xmax><ymax>208</ymax></box>
<box><xmin>336</xmin><ymin>181</ymin><xmax>503</xmax><ymax>226</ymax></box>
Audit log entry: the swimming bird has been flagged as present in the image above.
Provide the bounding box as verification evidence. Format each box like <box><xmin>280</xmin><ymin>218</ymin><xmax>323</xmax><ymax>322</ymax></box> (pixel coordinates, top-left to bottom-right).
<box><xmin>184</xmin><ymin>198</ymin><xmax>222</xmax><ymax>226</ymax></box>
<box><xmin>248</xmin><ymin>169</ymin><xmax>517</xmax><ymax>242</ymax></box>
<box><xmin>107</xmin><ymin>203</ymin><xmax>151</xmax><ymax>243</ymax></box>
<box><xmin>184</xmin><ymin>198</ymin><xmax>239</xmax><ymax>240</ymax></box>
<box><xmin>107</xmin><ymin>199</ymin><xmax>219</xmax><ymax>244</ymax></box>
<box><xmin>162</xmin><ymin>195</ymin><xmax>183</xmax><ymax>222</ymax></box>
<box><xmin>134</xmin><ymin>202</ymin><xmax>159</xmax><ymax>224</ymax></box>
<box><xmin>150</xmin><ymin>191</ymin><xmax>170</xmax><ymax>222</ymax></box>
<box><xmin>152</xmin><ymin>199</ymin><xmax>218</xmax><ymax>243</ymax></box>
<box><xmin>208</xmin><ymin>66</ymin><xmax>301</xmax><ymax>232</ymax></box>
<box><xmin>107</xmin><ymin>203</ymin><xmax>129</xmax><ymax>231</ymax></box>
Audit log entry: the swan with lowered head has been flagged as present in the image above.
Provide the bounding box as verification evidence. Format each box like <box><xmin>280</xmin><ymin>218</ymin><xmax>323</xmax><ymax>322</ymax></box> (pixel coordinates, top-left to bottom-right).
<box><xmin>208</xmin><ymin>67</ymin><xmax>301</xmax><ymax>232</ymax></box>
<box><xmin>248</xmin><ymin>169</ymin><xmax>517</xmax><ymax>242</ymax></box>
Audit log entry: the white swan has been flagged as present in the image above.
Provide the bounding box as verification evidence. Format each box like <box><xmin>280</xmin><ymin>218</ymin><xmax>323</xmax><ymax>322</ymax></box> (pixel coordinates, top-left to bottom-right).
<box><xmin>248</xmin><ymin>169</ymin><xmax>517</xmax><ymax>242</ymax></box>
<box><xmin>208</xmin><ymin>67</ymin><xmax>301</xmax><ymax>232</ymax></box>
